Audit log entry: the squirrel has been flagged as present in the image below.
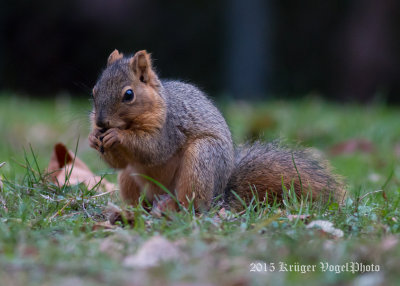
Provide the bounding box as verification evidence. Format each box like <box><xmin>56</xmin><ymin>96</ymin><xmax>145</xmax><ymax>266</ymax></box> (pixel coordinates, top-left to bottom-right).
<box><xmin>88</xmin><ymin>50</ymin><xmax>346</xmax><ymax>212</ymax></box>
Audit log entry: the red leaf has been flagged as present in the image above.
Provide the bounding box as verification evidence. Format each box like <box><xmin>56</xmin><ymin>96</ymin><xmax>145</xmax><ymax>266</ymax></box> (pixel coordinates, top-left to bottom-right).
<box><xmin>47</xmin><ymin>143</ymin><xmax>115</xmax><ymax>192</ymax></box>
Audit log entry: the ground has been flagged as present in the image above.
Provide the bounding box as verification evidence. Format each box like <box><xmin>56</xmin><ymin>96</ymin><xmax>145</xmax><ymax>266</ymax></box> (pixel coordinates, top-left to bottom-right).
<box><xmin>0</xmin><ymin>93</ymin><xmax>399</xmax><ymax>286</ymax></box>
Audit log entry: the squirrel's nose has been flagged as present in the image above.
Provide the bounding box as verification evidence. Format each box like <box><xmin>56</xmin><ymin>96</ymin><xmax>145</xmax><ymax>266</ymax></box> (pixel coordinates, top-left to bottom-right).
<box><xmin>96</xmin><ymin>113</ymin><xmax>109</xmax><ymax>129</ymax></box>
<box><xmin>96</xmin><ymin>119</ymin><xmax>109</xmax><ymax>129</ymax></box>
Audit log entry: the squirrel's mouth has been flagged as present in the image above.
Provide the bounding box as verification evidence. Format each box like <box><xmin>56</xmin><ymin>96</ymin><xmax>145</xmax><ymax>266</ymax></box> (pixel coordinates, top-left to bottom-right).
<box><xmin>123</xmin><ymin>122</ymin><xmax>133</xmax><ymax>130</ymax></box>
<box><xmin>96</xmin><ymin>121</ymin><xmax>127</xmax><ymax>132</ymax></box>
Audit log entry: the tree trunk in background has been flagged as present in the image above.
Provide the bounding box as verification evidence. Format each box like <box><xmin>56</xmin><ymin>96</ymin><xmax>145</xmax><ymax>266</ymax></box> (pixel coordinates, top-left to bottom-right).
<box><xmin>335</xmin><ymin>0</ymin><xmax>398</xmax><ymax>102</ymax></box>
<box><xmin>224</xmin><ymin>0</ymin><xmax>271</xmax><ymax>100</ymax></box>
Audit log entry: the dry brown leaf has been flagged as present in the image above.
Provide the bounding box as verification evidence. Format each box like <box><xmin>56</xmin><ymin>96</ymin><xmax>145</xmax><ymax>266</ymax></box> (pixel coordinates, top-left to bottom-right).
<box><xmin>123</xmin><ymin>235</ymin><xmax>181</xmax><ymax>268</ymax></box>
<box><xmin>306</xmin><ymin>220</ymin><xmax>344</xmax><ymax>238</ymax></box>
<box><xmin>103</xmin><ymin>202</ymin><xmax>135</xmax><ymax>226</ymax></box>
<box><xmin>47</xmin><ymin>143</ymin><xmax>115</xmax><ymax>192</ymax></box>
<box><xmin>92</xmin><ymin>221</ymin><xmax>117</xmax><ymax>231</ymax></box>
<box><xmin>330</xmin><ymin>138</ymin><xmax>375</xmax><ymax>155</ymax></box>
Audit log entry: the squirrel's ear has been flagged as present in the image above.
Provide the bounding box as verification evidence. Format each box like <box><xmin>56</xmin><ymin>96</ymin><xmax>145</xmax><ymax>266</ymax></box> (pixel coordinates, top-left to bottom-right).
<box><xmin>130</xmin><ymin>50</ymin><xmax>155</xmax><ymax>84</ymax></box>
<box><xmin>107</xmin><ymin>49</ymin><xmax>123</xmax><ymax>66</ymax></box>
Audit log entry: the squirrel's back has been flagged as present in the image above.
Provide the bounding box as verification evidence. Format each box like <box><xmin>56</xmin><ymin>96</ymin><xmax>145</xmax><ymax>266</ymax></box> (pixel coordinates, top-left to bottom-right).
<box><xmin>161</xmin><ymin>80</ymin><xmax>232</xmax><ymax>142</ymax></box>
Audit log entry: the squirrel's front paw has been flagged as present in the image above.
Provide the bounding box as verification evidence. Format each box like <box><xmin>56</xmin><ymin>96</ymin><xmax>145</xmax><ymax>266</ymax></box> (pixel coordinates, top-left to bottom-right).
<box><xmin>88</xmin><ymin>130</ymin><xmax>102</xmax><ymax>152</ymax></box>
<box><xmin>101</xmin><ymin>128</ymin><xmax>122</xmax><ymax>150</ymax></box>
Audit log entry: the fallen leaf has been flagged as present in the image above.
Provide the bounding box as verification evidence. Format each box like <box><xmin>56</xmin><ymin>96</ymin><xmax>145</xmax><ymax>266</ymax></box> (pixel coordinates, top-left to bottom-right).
<box><xmin>92</xmin><ymin>221</ymin><xmax>117</xmax><ymax>231</ymax></box>
<box><xmin>99</xmin><ymin>237</ymin><xmax>126</xmax><ymax>260</ymax></box>
<box><xmin>380</xmin><ymin>236</ymin><xmax>398</xmax><ymax>251</ymax></box>
<box><xmin>330</xmin><ymin>139</ymin><xmax>375</xmax><ymax>155</ymax></box>
<box><xmin>99</xmin><ymin>232</ymin><xmax>138</xmax><ymax>261</ymax></box>
<box><xmin>123</xmin><ymin>235</ymin><xmax>181</xmax><ymax>268</ymax></box>
<box><xmin>103</xmin><ymin>202</ymin><xmax>135</xmax><ymax>226</ymax></box>
<box><xmin>218</xmin><ymin>207</ymin><xmax>227</xmax><ymax>219</ymax></box>
<box><xmin>306</xmin><ymin>220</ymin><xmax>344</xmax><ymax>238</ymax></box>
<box><xmin>47</xmin><ymin>143</ymin><xmax>115</xmax><ymax>192</ymax></box>
<box><xmin>368</xmin><ymin>173</ymin><xmax>381</xmax><ymax>183</ymax></box>
<box><xmin>287</xmin><ymin>214</ymin><xmax>311</xmax><ymax>222</ymax></box>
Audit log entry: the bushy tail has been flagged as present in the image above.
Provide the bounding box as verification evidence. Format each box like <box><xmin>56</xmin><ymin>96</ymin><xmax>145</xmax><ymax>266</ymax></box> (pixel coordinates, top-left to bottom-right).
<box><xmin>224</xmin><ymin>142</ymin><xmax>347</xmax><ymax>210</ymax></box>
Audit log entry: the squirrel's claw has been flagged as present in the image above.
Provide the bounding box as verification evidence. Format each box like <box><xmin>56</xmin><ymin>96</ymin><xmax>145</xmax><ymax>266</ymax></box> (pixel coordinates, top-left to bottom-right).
<box><xmin>88</xmin><ymin>133</ymin><xmax>102</xmax><ymax>152</ymax></box>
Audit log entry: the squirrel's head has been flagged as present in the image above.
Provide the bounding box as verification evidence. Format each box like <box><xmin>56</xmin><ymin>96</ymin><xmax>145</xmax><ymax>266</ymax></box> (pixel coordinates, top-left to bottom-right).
<box><xmin>91</xmin><ymin>50</ymin><xmax>165</xmax><ymax>132</ymax></box>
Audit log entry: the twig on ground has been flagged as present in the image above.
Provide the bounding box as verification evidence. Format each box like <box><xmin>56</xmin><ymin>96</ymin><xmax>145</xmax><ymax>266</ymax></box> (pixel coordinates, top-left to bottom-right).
<box><xmin>90</xmin><ymin>189</ymin><xmax>116</xmax><ymax>199</ymax></box>
<box><xmin>49</xmin><ymin>198</ymin><xmax>74</xmax><ymax>220</ymax></box>
<box><xmin>82</xmin><ymin>201</ymin><xmax>93</xmax><ymax>219</ymax></box>
<box><xmin>39</xmin><ymin>194</ymin><xmax>63</xmax><ymax>202</ymax></box>
<box><xmin>358</xmin><ymin>190</ymin><xmax>383</xmax><ymax>203</ymax></box>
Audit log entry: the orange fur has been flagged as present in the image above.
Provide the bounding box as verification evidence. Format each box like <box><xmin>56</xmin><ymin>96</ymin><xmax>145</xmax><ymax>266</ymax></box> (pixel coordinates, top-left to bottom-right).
<box><xmin>174</xmin><ymin>140</ymin><xmax>214</xmax><ymax>209</ymax></box>
<box><xmin>118</xmin><ymin>166</ymin><xmax>142</xmax><ymax>205</ymax></box>
<box><xmin>121</xmin><ymin>89</ymin><xmax>166</xmax><ymax>133</ymax></box>
<box><xmin>118</xmin><ymin>150</ymin><xmax>183</xmax><ymax>207</ymax></box>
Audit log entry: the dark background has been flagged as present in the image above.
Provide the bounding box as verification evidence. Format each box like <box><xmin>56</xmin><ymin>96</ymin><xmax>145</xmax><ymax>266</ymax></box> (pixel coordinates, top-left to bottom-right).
<box><xmin>1</xmin><ymin>0</ymin><xmax>399</xmax><ymax>102</ymax></box>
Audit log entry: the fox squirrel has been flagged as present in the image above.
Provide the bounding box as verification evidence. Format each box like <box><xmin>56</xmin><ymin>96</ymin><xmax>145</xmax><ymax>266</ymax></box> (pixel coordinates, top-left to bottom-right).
<box><xmin>89</xmin><ymin>50</ymin><xmax>346</xmax><ymax>211</ymax></box>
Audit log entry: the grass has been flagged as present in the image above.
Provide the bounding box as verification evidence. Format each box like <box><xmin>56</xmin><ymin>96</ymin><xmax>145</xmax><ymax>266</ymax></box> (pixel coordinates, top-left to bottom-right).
<box><xmin>1</xmin><ymin>93</ymin><xmax>400</xmax><ymax>285</ymax></box>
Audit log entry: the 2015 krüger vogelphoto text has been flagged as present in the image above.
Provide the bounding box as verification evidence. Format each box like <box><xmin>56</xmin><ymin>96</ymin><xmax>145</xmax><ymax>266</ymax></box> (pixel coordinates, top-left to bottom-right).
<box><xmin>249</xmin><ymin>261</ymin><xmax>380</xmax><ymax>274</ymax></box>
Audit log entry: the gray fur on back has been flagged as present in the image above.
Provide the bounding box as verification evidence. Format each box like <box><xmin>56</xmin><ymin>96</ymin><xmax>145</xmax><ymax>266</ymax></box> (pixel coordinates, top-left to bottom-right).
<box><xmin>161</xmin><ymin>80</ymin><xmax>232</xmax><ymax>140</ymax></box>
<box><xmin>160</xmin><ymin>80</ymin><xmax>234</xmax><ymax>199</ymax></box>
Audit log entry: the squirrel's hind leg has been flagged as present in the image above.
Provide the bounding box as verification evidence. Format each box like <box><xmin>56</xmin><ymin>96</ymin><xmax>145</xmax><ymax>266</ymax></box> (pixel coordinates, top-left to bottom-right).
<box><xmin>175</xmin><ymin>138</ymin><xmax>233</xmax><ymax>210</ymax></box>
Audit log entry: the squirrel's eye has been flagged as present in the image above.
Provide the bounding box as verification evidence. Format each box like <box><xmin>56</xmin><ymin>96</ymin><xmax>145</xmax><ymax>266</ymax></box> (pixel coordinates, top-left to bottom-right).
<box><xmin>122</xmin><ymin>89</ymin><xmax>135</xmax><ymax>102</ymax></box>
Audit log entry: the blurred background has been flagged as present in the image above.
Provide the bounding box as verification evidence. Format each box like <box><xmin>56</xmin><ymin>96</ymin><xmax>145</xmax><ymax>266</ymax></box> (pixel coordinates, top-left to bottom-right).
<box><xmin>1</xmin><ymin>0</ymin><xmax>400</xmax><ymax>187</ymax></box>
<box><xmin>1</xmin><ymin>0</ymin><xmax>399</xmax><ymax>102</ymax></box>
